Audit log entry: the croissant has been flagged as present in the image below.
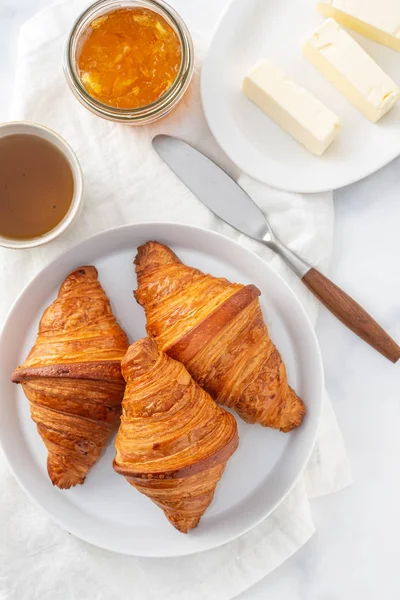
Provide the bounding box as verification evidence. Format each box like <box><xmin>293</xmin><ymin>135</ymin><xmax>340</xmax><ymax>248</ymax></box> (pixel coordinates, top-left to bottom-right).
<box><xmin>113</xmin><ymin>337</ymin><xmax>238</xmax><ymax>533</ymax></box>
<box><xmin>134</xmin><ymin>241</ymin><xmax>305</xmax><ymax>432</ymax></box>
<box><xmin>11</xmin><ymin>266</ymin><xmax>129</xmax><ymax>489</ymax></box>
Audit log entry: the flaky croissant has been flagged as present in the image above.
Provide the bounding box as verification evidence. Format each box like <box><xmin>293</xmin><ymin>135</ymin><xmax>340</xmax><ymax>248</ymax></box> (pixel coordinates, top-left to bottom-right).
<box><xmin>113</xmin><ymin>338</ymin><xmax>238</xmax><ymax>533</ymax></box>
<box><xmin>11</xmin><ymin>266</ymin><xmax>129</xmax><ymax>489</ymax></box>
<box><xmin>134</xmin><ymin>242</ymin><xmax>305</xmax><ymax>432</ymax></box>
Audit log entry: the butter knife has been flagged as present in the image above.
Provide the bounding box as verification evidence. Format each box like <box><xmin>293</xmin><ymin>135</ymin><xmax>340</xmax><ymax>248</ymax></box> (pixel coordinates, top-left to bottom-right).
<box><xmin>152</xmin><ymin>134</ymin><xmax>400</xmax><ymax>363</ymax></box>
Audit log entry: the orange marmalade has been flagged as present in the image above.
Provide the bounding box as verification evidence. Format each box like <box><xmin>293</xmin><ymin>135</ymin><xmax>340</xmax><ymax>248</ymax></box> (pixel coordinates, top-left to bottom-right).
<box><xmin>77</xmin><ymin>7</ymin><xmax>182</xmax><ymax>109</ymax></box>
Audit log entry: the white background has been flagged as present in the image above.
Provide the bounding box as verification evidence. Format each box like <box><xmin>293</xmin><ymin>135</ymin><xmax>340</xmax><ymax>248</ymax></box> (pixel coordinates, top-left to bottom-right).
<box><xmin>1</xmin><ymin>0</ymin><xmax>400</xmax><ymax>598</ymax></box>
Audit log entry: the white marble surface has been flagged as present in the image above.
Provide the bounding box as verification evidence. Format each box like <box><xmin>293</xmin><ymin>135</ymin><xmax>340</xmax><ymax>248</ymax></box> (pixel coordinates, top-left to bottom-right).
<box><xmin>1</xmin><ymin>1</ymin><xmax>400</xmax><ymax>599</ymax></box>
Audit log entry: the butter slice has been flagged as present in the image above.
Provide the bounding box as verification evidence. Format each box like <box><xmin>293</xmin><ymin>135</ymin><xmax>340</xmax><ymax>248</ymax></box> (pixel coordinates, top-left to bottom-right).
<box><xmin>317</xmin><ymin>0</ymin><xmax>400</xmax><ymax>53</ymax></box>
<box><xmin>242</xmin><ymin>60</ymin><xmax>340</xmax><ymax>156</ymax></box>
<box><xmin>303</xmin><ymin>19</ymin><xmax>400</xmax><ymax>123</ymax></box>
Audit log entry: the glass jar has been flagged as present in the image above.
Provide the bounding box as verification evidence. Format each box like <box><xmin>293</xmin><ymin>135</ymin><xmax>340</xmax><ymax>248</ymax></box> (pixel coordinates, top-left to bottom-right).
<box><xmin>64</xmin><ymin>0</ymin><xmax>194</xmax><ymax>124</ymax></box>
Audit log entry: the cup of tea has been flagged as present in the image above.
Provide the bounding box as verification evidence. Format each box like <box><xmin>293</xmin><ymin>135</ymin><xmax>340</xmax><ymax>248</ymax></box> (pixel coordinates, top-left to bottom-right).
<box><xmin>0</xmin><ymin>122</ymin><xmax>83</xmax><ymax>249</ymax></box>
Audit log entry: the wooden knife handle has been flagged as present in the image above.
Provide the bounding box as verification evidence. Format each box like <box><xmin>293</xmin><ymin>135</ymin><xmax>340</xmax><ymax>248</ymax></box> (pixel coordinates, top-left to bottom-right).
<box><xmin>302</xmin><ymin>268</ymin><xmax>400</xmax><ymax>363</ymax></box>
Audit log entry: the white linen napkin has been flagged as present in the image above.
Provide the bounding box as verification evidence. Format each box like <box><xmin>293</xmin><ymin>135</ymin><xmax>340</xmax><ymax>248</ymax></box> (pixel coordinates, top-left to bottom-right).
<box><xmin>0</xmin><ymin>1</ymin><xmax>352</xmax><ymax>598</ymax></box>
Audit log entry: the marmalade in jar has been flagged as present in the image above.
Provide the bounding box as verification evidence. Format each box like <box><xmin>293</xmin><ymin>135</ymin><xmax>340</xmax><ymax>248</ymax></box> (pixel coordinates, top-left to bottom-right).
<box><xmin>76</xmin><ymin>7</ymin><xmax>182</xmax><ymax>109</ymax></box>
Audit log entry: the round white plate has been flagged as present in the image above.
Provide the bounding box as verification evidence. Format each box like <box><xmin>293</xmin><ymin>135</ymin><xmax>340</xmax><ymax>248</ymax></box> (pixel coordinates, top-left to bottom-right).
<box><xmin>0</xmin><ymin>223</ymin><xmax>323</xmax><ymax>557</ymax></box>
<box><xmin>201</xmin><ymin>0</ymin><xmax>400</xmax><ymax>193</ymax></box>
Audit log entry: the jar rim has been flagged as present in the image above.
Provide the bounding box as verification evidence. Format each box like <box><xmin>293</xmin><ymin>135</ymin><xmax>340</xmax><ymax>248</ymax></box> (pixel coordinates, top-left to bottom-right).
<box><xmin>64</xmin><ymin>0</ymin><xmax>194</xmax><ymax>123</ymax></box>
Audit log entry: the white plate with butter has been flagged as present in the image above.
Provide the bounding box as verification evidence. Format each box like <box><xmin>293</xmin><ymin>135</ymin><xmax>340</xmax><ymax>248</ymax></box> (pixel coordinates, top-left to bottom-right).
<box><xmin>201</xmin><ymin>0</ymin><xmax>400</xmax><ymax>192</ymax></box>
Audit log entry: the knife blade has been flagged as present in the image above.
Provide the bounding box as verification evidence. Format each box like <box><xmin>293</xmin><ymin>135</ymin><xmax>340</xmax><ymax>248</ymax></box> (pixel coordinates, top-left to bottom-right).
<box><xmin>152</xmin><ymin>134</ymin><xmax>271</xmax><ymax>242</ymax></box>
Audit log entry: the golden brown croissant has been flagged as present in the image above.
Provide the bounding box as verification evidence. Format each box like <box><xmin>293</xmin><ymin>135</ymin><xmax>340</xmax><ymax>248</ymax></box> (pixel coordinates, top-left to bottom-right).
<box><xmin>134</xmin><ymin>241</ymin><xmax>305</xmax><ymax>432</ymax></box>
<box><xmin>11</xmin><ymin>266</ymin><xmax>129</xmax><ymax>489</ymax></box>
<box><xmin>113</xmin><ymin>337</ymin><xmax>238</xmax><ymax>533</ymax></box>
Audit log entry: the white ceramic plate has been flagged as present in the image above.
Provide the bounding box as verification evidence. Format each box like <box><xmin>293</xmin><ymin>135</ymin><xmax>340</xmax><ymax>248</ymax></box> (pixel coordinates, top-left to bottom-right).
<box><xmin>201</xmin><ymin>0</ymin><xmax>400</xmax><ymax>193</ymax></box>
<box><xmin>0</xmin><ymin>223</ymin><xmax>323</xmax><ymax>557</ymax></box>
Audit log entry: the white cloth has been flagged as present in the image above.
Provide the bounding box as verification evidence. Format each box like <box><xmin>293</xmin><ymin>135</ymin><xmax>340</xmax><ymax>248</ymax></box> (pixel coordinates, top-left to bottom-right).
<box><xmin>0</xmin><ymin>1</ymin><xmax>352</xmax><ymax>598</ymax></box>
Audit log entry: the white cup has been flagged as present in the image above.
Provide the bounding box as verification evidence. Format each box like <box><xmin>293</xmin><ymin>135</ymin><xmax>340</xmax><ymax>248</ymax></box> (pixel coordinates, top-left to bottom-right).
<box><xmin>0</xmin><ymin>121</ymin><xmax>83</xmax><ymax>249</ymax></box>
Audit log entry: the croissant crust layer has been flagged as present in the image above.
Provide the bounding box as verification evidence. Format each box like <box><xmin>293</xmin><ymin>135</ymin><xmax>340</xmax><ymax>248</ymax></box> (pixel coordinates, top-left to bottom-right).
<box><xmin>11</xmin><ymin>266</ymin><xmax>129</xmax><ymax>489</ymax></box>
<box><xmin>134</xmin><ymin>241</ymin><xmax>305</xmax><ymax>432</ymax></box>
<box><xmin>114</xmin><ymin>338</ymin><xmax>238</xmax><ymax>533</ymax></box>
<box><xmin>11</xmin><ymin>361</ymin><xmax>124</xmax><ymax>383</ymax></box>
